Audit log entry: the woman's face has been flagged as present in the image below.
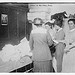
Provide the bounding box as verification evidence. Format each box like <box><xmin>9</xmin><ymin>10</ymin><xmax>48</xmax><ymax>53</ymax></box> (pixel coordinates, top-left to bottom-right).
<box><xmin>54</xmin><ymin>25</ymin><xmax>60</xmax><ymax>30</ymax></box>
<box><xmin>68</xmin><ymin>21</ymin><xmax>75</xmax><ymax>30</ymax></box>
<box><xmin>45</xmin><ymin>24</ymin><xmax>50</xmax><ymax>30</ymax></box>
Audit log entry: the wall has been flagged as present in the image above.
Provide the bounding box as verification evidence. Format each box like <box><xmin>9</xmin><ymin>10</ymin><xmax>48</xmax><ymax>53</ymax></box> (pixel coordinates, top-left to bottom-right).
<box><xmin>50</xmin><ymin>4</ymin><xmax>75</xmax><ymax>15</ymax></box>
<box><xmin>28</xmin><ymin>4</ymin><xmax>52</xmax><ymax>22</ymax></box>
<box><xmin>0</xmin><ymin>4</ymin><xmax>28</xmax><ymax>49</ymax></box>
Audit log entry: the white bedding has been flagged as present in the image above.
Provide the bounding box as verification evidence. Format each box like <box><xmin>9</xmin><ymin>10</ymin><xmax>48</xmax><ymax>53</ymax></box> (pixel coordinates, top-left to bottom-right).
<box><xmin>0</xmin><ymin>37</ymin><xmax>32</xmax><ymax>62</ymax></box>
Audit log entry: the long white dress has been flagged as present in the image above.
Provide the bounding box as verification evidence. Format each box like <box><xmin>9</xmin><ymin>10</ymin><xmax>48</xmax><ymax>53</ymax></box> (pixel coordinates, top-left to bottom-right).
<box><xmin>62</xmin><ymin>19</ymin><xmax>75</xmax><ymax>72</ymax></box>
<box><xmin>62</xmin><ymin>48</ymin><xmax>75</xmax><ymax>73</ymax></box>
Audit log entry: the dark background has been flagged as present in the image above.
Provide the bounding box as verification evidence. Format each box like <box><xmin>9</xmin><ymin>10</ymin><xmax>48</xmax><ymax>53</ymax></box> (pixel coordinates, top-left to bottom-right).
<box><xmin>0</xmin><ymin>3</ymin><xmax>29</xmax><ymax>50</ymax></box>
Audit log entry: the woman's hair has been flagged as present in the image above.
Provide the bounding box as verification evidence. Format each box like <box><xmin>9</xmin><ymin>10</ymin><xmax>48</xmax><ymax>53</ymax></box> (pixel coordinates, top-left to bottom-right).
<box><xmin>68</xmin><ymin>19</ymin><xmax>75</xmax><ymax>24</ymax></box>
<box><xmin>33</xmin><ymin>18</ymin><xmax>43</xmax><ymax>26</ymax></box>
<box><xmin>45</xmin><ymin>22</ymin><xmax>54</xmax><ymax>26</ymax></box>
<box><xmin>54</xmin><ymin>20</ymin><xmax>63</xmax><ymax>27</ymax></box>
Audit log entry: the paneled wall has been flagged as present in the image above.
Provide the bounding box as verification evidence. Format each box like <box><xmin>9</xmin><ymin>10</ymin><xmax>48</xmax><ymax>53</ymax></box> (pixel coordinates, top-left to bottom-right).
<box><xmin>0</xmin><ymin>4</ymin><xmax>29</xmax><ymax>49</ymax></box>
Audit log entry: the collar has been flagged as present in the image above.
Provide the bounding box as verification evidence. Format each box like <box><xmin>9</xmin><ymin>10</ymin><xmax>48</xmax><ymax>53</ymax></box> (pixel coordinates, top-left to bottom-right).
<box><xmin>57</xmin><ymin>28</ymin><xmax>62</xmax><ymax>32</ymax></box>
<box><xmin>69</xmin><ymin>28</ymin><xmax>75</xmax><ymax>32</ymax></box>
<box><xmin>52</xmin><ymin>28</ymin><xmax>62</xmax><ymax>34</ymax></box>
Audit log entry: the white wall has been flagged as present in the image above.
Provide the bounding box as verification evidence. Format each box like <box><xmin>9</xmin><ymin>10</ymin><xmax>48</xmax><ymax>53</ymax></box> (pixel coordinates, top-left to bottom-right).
<box><xmin>28</xmin><ymin>4</ymin><xmax>75</xmax><ymax>21</ymax></box>
<box><xmin>51</xmin><ymin>4</ymin><xmax>75</xmax><ymax>15</ymax></box>
<box><xmin>27</xmin><ymin>4</ymin><xmax>52</xmax><ymax>22</ymax></box>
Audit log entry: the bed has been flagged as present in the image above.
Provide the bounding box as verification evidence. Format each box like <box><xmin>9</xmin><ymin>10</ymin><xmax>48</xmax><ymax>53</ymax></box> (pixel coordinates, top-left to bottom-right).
<box><xmin>0</xmin><ymin>56</ymin><xmax>32</xmax><ymax>73</ymax></box>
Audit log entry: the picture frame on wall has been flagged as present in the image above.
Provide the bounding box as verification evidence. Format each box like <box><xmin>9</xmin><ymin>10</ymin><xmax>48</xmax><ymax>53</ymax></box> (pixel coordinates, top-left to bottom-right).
<box><xmin>1</xmin><ymin>14</ymin><xmax>8</xmax><ymax>25</ymax></box>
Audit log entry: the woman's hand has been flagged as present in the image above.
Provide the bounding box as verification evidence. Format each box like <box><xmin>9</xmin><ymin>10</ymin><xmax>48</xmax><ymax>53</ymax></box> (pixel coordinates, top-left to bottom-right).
<box><xmin>64</xmin><ymin>50</ymin><xmax>70</xmax><ymax>54</ymax></box>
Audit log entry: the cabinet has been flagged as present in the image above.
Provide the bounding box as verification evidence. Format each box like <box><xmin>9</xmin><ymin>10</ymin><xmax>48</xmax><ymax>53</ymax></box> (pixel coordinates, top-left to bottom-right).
<box><xmin>0</xmin><ymin>4</ymin><xmax>29</xmax><ymax>49</ymax></box>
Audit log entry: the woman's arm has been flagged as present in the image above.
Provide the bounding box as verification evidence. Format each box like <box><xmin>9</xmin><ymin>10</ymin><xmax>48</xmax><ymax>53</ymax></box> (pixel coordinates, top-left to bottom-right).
<box><xmin>46</xmin><ymin>30</ymin><xmax>54</xmax><ymax>46</ymax></box>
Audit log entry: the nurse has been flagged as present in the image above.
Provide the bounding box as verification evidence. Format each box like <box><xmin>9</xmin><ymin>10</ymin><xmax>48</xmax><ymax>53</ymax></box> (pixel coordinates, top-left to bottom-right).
<box><xmin>52</xmin><ymin>20</ymin><xmax>66</xmax><ymax>72</ymax></box>
<box><xmin>62</xmin><ymin>19</ymin><xmax>75</xmax><ymax>72</ymax></box>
